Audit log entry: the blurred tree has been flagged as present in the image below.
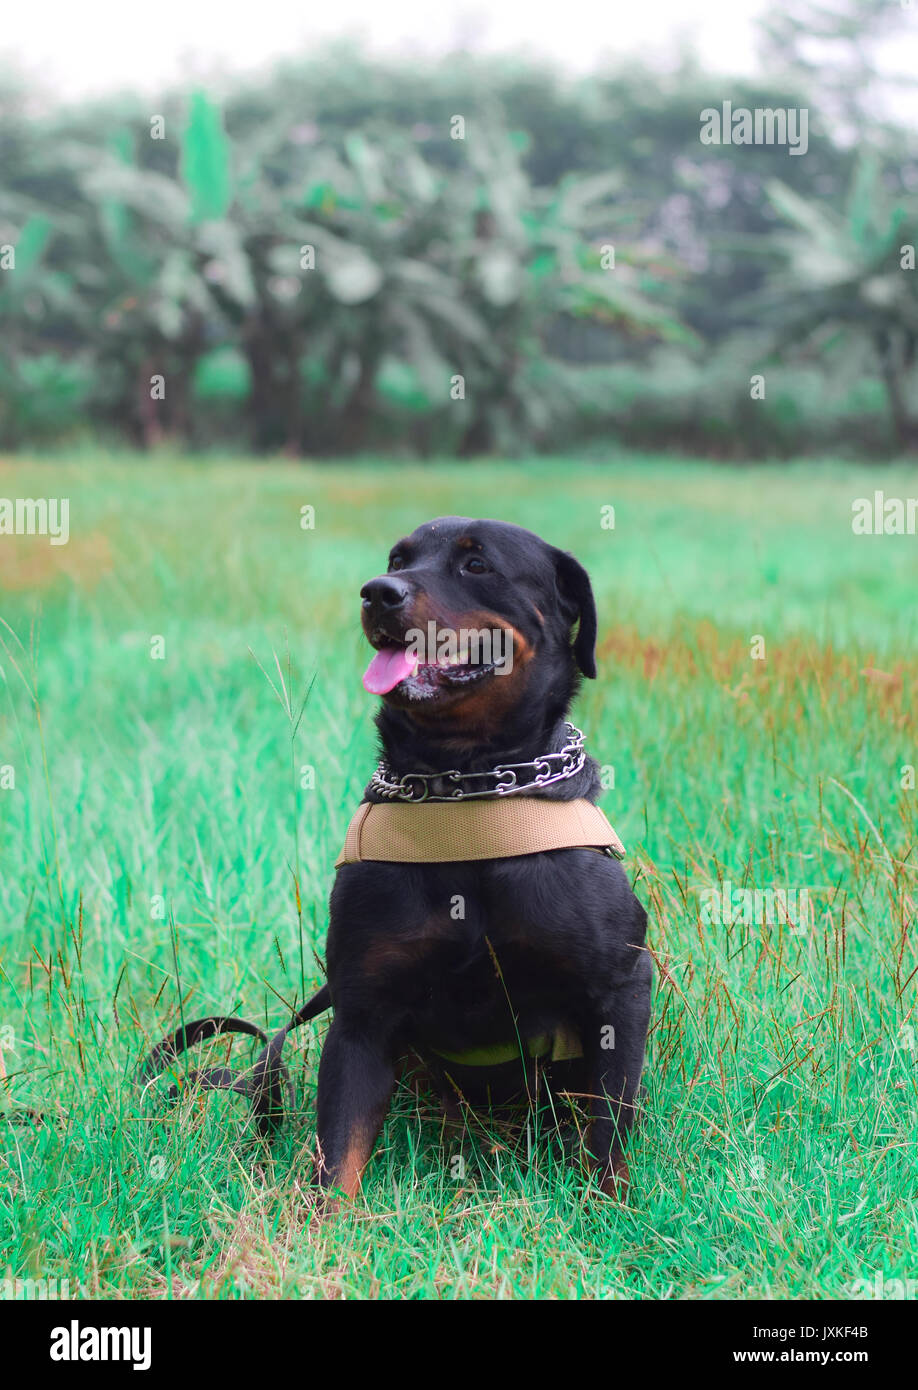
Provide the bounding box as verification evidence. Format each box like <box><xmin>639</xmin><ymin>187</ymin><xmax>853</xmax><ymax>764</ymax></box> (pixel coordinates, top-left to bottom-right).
<box><xmin>0</xmin><ymin>30</ymin><xmax>915</xmax><ymax>457</ymax></box>
<box><xmin>750</xmin><ymin>157</ymin><xmax>918</xmax><ymax>450</ymax></box>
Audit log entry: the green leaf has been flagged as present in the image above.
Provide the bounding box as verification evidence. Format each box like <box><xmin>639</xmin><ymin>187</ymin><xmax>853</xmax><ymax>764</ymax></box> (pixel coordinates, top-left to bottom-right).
<box><xmin>98</xmin><ymin>134</ymin><xmax>157</xmax><ymax>288</ymax></box>
<box><xmin>101</xmin><ymin>131</ymin><xmax>133</xmax><ymax>252</ymax></box>
<box><xmin>12</xmin><ymin>215</ymin><xmax>53</xmax><ymax>277</ymax></box>
<box><xmin>766</xmin><ymin>180</ymin><xmax>841</xmax><ymax>248</ymax></box>
<box><xmin>345</xmin><ymin>133</ymin><xmax>385</xmax><ymax>203</ymax></box>
<box><xmin>846</xmin><ymin>153</ymin><xmax>879</xmax><ymax>251</ymax></box>
<box><xmin>181</xmin><ymin>92</ymin><xmax>232</xmax><ymax>224</ymax></box>
<box><xmin>0</xmin><ymin>216</ymin><xmax>53</xmax><ymax>308</ymax></box>
<box><xmin>193</xmin><ymin>346</ymin><xmax>252</xmax><ymax>401</ymax></box>
<box><xmin>529</xmin><ymin>251</ymin><xmax>557</xmax><ymax>280</ymax></box>
<box><xmin>375</xmin><ymin>355</ymin><xmax>433</xmax><ymax>413</ymax></box>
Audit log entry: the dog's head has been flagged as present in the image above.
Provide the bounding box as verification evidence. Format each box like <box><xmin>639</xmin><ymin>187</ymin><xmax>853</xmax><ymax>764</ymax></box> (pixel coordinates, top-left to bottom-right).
<box><xmin>359</xmin><ymin>517</ymin><xmax>596</xmax><ymax>746</ymax></box>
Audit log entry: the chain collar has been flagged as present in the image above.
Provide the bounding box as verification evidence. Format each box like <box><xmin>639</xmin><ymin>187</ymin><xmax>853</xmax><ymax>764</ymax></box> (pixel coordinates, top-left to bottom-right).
<box><xmin>368</xmin><ymin>723</ymin><xmax>587</xmax><ymax>803</ymax></box>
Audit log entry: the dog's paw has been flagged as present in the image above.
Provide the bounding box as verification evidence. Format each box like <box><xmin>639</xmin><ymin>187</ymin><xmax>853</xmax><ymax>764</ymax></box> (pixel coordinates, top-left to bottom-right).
<box><xmin>597</xmin><ymin>1156</ymin><xmax>630</xmax><ymax>1202</ymax></box>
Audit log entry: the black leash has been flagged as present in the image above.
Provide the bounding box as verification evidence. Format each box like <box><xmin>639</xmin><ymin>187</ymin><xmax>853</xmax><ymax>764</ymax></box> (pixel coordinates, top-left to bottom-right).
<box><xmin>2</xmin><ymin>984</ymin><xmax>332</xmax><ymax>1135</ymax></box>
<box><xmin>138</xmin><ymin>984</ymin><xmax>332</xmax><ymax>1135</ymax></box>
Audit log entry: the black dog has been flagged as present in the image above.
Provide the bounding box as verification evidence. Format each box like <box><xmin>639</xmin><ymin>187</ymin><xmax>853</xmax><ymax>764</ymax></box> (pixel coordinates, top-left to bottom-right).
<box><xmin>316</xmin><ymin>517</ymin><xmax>651</xmax><ymax>1199</ymax></box>
<box><xmin>143</xmin><ymin>516</ymin><xmax>651</xmax><ymax>1201</ymax></box>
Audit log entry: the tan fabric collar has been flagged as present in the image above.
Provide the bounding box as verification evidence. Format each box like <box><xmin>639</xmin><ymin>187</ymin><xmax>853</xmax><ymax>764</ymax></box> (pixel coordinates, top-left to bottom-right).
<box><xmin>335</xmin><ymin>797</ymin><xmax>625</xmax><ymax>867</ymax></box>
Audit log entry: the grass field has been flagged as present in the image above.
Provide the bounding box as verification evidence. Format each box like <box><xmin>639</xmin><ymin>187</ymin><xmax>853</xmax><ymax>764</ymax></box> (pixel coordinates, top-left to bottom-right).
<box><xmin>1</xmin><ymin>451</ymin><xmax>916</xmax><ymax>1300</ymax></box>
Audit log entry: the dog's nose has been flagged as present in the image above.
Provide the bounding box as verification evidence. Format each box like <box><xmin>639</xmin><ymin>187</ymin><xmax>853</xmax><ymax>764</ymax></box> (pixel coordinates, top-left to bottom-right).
<box><xmin>360</xmin><ymin>575</ymin><xmax>410</xmax><ymax>624</ymax></box>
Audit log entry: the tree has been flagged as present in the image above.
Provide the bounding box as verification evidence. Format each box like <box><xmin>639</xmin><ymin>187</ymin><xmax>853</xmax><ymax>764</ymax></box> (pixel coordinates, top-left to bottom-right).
<box><xmin>750</xmin><ymin>157</ymin><xmax>918</xmax><ymax>449</ymax></box>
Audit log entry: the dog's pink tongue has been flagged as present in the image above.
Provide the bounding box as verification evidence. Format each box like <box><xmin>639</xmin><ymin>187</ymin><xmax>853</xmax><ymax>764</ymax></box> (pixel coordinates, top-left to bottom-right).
<box><xmin>363</xmin><ymin>646</ymin><xmax>416</xmax><ymax>695</ymax></box>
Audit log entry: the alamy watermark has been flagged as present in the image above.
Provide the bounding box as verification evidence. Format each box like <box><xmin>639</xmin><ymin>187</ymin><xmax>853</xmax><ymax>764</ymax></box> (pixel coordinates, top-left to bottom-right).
<box><xmin>848</xmin><ymin>1270</ymin><xmax>918</xmax><ymax>1300</ymax></box>
<box><xmin>0</xmin><ymin>1276</ymin><xmax>71</xmax><ymax>1299</ymax></box>
<box><xmin>852</xmin><ymin>491</ymin><xmax>918</xmax><ymax>535</ymax></box>
<box><xmin>0</xmin><ymin>497</ymin><xmax>70</xmax><ymax>545</ymax></box>
<box><xmin>700</xmin><ymin>102</ymin><xmax>808</xmax><ymax>156</ymax></box>
<box><xmin>699</xmin><ymin>878</ymin><xmax>812</xmax><ymax>932</ymax></box>
<box><xmin>50</xmin><ymin>1319</ymin><xmax>151</xmax><ymax>1370</ymax></box>
<box><xmin>404</xmin><ymin>621</ymin><xmax>513</xmax><ymax>675</ymax></box>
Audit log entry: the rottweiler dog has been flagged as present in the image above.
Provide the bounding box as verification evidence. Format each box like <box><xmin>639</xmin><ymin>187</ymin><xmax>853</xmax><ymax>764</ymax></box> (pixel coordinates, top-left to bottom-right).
<box><xmin>142</xmin><ymin>515</ymin><xmax>651</xmax><ymax>1200</ymax></box>
<box><xmin>316</xmin><ymin>516</ymin><xmax>651</xmax><ymax>1199</ymax></box>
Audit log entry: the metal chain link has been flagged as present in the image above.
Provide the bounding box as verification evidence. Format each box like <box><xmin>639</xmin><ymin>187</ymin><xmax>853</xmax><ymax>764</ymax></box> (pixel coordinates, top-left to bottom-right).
<box><xmin>368</xmin><ymin>723</ymin><xmax>587</xmax><ymax>802</ymax></box>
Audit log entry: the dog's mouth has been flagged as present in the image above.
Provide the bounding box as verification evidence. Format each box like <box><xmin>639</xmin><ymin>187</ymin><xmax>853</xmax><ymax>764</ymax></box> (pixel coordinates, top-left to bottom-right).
<box><xmin>363</xmin><ymin>631</ymin><xmax>495</xmax><ymax>703</ymax></box>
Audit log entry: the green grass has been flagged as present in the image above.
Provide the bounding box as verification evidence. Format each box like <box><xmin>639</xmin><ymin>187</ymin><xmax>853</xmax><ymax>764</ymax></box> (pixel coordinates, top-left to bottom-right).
<box><xmin>0</xmin><ymin>450</ymin><xmax>916</xmax><ymax>1299</ymax></box>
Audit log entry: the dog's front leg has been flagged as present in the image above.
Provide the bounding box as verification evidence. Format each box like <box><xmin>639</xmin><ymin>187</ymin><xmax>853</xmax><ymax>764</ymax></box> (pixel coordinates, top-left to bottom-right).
<box><xmin>582</xmin><ymin>950</ymin><xmax>653</xmax><ymax>1198</ymax></box>
<box><xmin>314</xmin><ymin>1018</ymin><xmax>396</xmax><ymax>1199</ymax></box>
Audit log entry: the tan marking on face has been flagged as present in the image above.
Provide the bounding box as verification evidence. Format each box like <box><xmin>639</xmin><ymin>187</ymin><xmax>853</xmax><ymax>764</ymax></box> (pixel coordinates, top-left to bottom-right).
<box><xmin>410</xmin><ymin>616</ymin><xmax>536</xmax><ymax>739</ymax></box>
<box><xmin>443</xmin><ymin>636</ymin><xmax>532</xmax><ymax>722</ymax></box>
<box><xmin>400</xmin><ymin>592</ymin><xmax>442</xmax><ymax>631</ymax></box>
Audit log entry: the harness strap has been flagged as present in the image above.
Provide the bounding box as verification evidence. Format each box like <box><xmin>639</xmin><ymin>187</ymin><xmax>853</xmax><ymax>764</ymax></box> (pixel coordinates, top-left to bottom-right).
<box><xmin>136</xmin><ymin>800</ymin><xmax>625</xmax><ymax>1128</ymax></box>
<box><xmin>336</xmin><ymin>797</ymin><xmax>625</xmax><ymax>866</ymax></box>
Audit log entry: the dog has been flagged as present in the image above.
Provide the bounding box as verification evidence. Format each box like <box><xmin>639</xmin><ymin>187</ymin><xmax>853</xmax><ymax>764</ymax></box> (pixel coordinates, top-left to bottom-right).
<box><xmin>315</xmin><ymin>516</ymin><xmax>651</xmax><ymax>1199</ymax></box>
<box><xmin>142</xmin><ymin>516</ymin><xmax>651</xmax><ymax>1201</ymax></box>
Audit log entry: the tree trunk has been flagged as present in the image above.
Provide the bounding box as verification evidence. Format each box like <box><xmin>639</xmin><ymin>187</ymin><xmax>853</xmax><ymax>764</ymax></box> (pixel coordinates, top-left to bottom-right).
<box><xmin>876</xmin><ymin>331</ymin><xmax>918</xmax><ymax>453</ymax></box>
<box><xmin>138</xmin><ymin>358</ymin><xmax>163</xmax><ymax>449</ymax></box>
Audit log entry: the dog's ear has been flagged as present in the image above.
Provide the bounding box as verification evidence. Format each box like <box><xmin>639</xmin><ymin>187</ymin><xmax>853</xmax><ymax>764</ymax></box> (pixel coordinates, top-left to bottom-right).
<box><xmin>553</xmin><ymin>549</ymin><xmax>597</xmax><ymax>678</ymax></box>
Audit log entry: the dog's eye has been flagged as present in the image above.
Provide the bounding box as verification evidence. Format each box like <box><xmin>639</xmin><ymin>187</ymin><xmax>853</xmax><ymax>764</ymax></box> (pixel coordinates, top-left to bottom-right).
<box><xmin>389</xmin><ymin>555</ymin><xmax>404</xmax><ymax>572</ymax></box>
<box><xmin>463</xmin><ymin>555</ymin><xmax>489</xmax><ymax>575</ymax></box>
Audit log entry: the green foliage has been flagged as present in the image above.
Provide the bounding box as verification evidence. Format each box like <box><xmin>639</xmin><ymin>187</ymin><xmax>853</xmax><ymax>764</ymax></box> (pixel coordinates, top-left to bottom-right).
<box><xmin>5</xmin><ymin>214</ymin><xmax>52</xmax><ymax>282</ymax></box>
<box><xmin>0</xmin><ymin>353</ymin><xmax>92</xmax><ymax>439</ymax></box>
<box><xmin>192</xmin><ymin>346</ymin><xmax>252</xmax><ymax>401</ymax></box>
<box><xmin>752</xmin><ymin>158</ymin><xmax>918</xmax><ymax>448</ymax></box>
<box><xmin>1</xmin><ymin>11</ymin><xmax>917</xmax><ymax>456</ymax></box>
<box><xmin>181</xmin><ymin>92</ymin><xmax>233</xmax><ymax>224</ymax></box>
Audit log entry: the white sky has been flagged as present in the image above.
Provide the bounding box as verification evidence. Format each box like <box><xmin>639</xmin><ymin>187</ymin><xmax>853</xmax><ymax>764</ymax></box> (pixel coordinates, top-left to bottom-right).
<box><xmin>2</xmin><ymin>0</ymin><xmax>917</xmax><ymax>107</ymax></box>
